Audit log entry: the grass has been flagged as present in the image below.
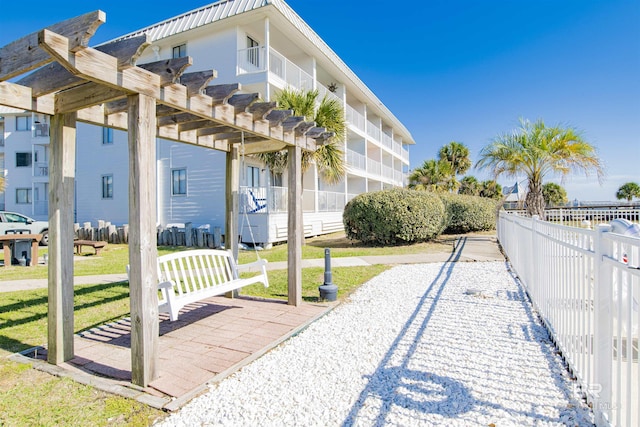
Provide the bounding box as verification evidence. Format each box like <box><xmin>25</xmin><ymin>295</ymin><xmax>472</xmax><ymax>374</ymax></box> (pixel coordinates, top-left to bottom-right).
<box><xmin>0</xmin><ymin>281</ymin><xmax>162</xmax><ymax>426</ymax></box>
<box><xmin>0</xmin><ymin>232</ymin><xmax>455</xmax><ymax>280</ymax></box>
<box><xmin>0</xmin><ymin>231</ymin><xmax>476</xmax><ymax>426</ymax></box>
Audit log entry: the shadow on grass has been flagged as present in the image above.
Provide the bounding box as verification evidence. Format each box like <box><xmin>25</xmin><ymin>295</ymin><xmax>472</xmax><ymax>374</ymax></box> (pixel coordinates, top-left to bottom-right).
<box><xmin>0</xmin><ymin>281</ymin><xmax>131</xmax><ymax>353</ymax></box>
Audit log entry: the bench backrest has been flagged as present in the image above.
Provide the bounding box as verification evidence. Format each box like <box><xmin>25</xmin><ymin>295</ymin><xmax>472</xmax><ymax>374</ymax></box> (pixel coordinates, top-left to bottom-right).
<box><xmin>157</xmin><ymin>249</ymin><xmax>240</xmax><ymax>297</ymax></box>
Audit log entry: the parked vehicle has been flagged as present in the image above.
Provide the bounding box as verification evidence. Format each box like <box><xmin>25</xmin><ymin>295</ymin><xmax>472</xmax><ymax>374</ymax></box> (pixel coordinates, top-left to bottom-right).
<box><xmin>0</xmin><ymin>211</ymin><xmax>49</xmax><ymax>246</ymax></box>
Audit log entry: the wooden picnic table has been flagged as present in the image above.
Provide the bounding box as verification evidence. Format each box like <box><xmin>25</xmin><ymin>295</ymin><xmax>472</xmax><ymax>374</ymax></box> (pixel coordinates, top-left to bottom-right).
<box><xmin>0</xmin><ymin>234</ymin><xmax>42</xmax><ymax>267</ymax></box>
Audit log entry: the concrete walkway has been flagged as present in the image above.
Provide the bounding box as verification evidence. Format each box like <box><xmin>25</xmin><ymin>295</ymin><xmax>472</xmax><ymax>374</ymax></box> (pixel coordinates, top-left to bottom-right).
<box><xmin>0</xmin><ymin>235</ymin><xmax>503</xmax><ymax>293</ymax></box>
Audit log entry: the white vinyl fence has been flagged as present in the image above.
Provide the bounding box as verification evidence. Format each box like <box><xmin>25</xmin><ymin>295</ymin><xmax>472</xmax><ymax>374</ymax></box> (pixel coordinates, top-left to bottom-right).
<box><xmin>498</xmin><ymin>211</ymin><xmax>640</xmax><ymax>427</ymax></box>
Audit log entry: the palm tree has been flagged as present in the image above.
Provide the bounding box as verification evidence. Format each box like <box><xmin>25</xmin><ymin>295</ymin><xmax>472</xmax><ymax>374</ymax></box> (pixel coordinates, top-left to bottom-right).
<box><xmin>256</xmin><ymin>88</ymin><xmax>345</xmax><ymax>184</ymax></box>
<box><xmin>616</xmin><ymin>182</ymin><xmax>640</xmax><ymax>202</ymax></box>
<box><xmin>542</xmin><ymin>182</ymin><xmax>568</xmax><ymax>207</ymax></box>
<box><xmin>476</xmin><ymin>118</ymin><xmax>604</xmax><ymax>219</ymax></box>
<box><xmin>408</xmin><ymin>159</ymin><xmax>455</xmax><ymax>193</ymax></box>
<box><xmin>439</xmin><ymin>141</ymin><xmax>471</xmax><ymax>176</ymax></box>
<box><xmin>458</xmin><ymin>175</ymin><xmax>480</xmax><ymax>196</ymax></box>
<box><xmin>480</xmin><ymin>180</ymin><xmax>502</xmax><ymax>200</ymax></box>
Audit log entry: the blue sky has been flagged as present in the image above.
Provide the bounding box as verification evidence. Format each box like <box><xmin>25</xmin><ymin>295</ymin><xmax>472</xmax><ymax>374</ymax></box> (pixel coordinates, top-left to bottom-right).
<box><xmin>2</xmin><ymin>0</ymin><xmax>638</xmax><ymax>201</ymax></box>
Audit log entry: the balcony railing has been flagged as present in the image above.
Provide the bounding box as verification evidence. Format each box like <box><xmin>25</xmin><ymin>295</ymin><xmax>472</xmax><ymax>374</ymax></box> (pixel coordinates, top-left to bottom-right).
<box><xmin>382</xmin><ymin>164</ymin><xmax>395</xmax><ymax>180</ymax></box>
<box><xmin>345</xmin><ymin>105</ymin><xmax>365</xmax><ymax>133</ymax></box>
<box><xmin>34</xmin><ymin>162</ymin><xmax>49</xmax><ymax>177</ymax></box>
<box><xmin>367</xmin><ymin>120</ymin><xmax>381</xmax><ymax>142</ymax></box>
<box><xmin>240</xmin><ymin>186</ymin><xmax>346</xmax><ymax>214</ymax></box>
<box><xmin>381</xmin><ymin>133</ymin><xmax>393</xmax><ymax>150</ymax></box>
<box><xmin>32</xmin><ymin>123</ymin><xmax>49</xmax><ymax>138</ymax></box>
<box><xmin>237</xmin><ymin>46</ymin><xmax>265</xmax><ymax>74</ymax></box>
<box><xmin>268</xmin><ymin>49</ymin><xmax>313</xmax><ymax>91</ymax></box>
<box><xmin>401</xmin><ymin>146</ymin><xmax>409</xmax><ymax>161</ymax></box>
<box><xmin>368</xmin><ymin>159</ymin><xmax>381</xmax><ymax>176</ymax></box>
<box><xmin>316</xmin><ymin>84</ymin><xmax>342</xmax><ymax>105</ymax></box>
<box><xmin>346</xmin><ymin>149</ymin><xmax>366</xmax><ymax>171</ymax></box>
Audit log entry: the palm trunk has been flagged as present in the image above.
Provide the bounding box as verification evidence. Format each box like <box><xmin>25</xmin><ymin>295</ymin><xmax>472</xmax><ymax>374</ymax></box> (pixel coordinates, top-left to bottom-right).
<box><xmin>525</xmin><ymin>179</ymin><xmax>545</xmax><ymax>220</ymax></box>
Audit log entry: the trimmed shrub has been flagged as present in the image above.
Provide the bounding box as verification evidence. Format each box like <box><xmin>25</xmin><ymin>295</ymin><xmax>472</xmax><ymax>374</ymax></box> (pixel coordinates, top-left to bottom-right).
<box><xmin>439</xmin><ymin>193</ymin><xmax>498</xmax><ymax>234</ymax></box>
<box><xmin>343</xmin><ymin>189</ymin><xmax>446</xmax><ymax>245</ymax></box>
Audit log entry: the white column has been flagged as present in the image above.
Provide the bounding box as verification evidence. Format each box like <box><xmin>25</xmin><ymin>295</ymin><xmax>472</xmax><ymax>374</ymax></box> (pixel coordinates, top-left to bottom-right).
<box><xmin>264</xmin><ymin>17</ymin><xmax>271</xmax><ymax>101</ymax></box>
<box><xmin>312</xmin><ymin>57</ymin><xmax>317</xmax><ymax>91</ymax></box>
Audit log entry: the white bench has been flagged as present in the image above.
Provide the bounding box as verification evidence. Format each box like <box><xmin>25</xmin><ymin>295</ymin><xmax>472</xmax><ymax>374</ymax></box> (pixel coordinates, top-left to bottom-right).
<box><xmin>156</xmin><ymin>249</ymin><xmax>268</xmax><ymax>321</ymax></box>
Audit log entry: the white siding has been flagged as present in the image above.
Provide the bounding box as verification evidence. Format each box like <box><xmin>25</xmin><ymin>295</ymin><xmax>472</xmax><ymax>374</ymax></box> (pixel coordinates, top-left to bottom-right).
<box><xmin>75</xmin><ymin>124</ymin><xmax>129</xmax><ymax>224</ymax></box>
<box><xmin>157</xmin><ymin>141</ymin><xmax>227</xmax><ymax>230</ymax></box>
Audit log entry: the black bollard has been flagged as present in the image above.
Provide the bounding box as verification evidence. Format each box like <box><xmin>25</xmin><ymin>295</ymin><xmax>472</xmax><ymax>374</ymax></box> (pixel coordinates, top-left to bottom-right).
<box><xmin>318</xmin><ymin>248</ymin><xmax>338</xmax><ymax>301</ymax></box>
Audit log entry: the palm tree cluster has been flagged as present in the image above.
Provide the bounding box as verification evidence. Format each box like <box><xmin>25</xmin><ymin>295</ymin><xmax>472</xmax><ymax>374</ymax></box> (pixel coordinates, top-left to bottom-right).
<box><xmin>408</xmin><ymin>141</ymin><xmax>501</xmax><ymax>199</ymax></box>
<box><xmin>476</xmin><ymin>118</ymin><xmax>603</xmax><ymax>218</ymax></box>
<box><xmin>256</xmin><ymin>88</ymin><xmax>345</xmax><ymax>185</ymax></box>
<box><xmin>408</xmin><ymin>141</ymin><xmax>470</xmax><ymax>193</ymax></box>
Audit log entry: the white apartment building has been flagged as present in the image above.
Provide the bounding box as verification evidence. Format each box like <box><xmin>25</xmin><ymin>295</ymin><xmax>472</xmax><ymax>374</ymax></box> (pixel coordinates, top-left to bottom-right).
<box><xmin>0</xmin><ymin>0</ymin><xmax>415</xmax><ymax>245</ymax></box>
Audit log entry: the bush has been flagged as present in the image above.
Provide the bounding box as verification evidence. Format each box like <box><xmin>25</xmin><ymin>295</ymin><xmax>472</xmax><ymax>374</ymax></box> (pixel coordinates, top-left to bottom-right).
<box><xmin>343</xmin><ymin>189</ymin><xmax>446</xmax><ymax>245</ymax></box>
<box><xmin>439</xmin><ymin>193</ymin><xmax>498</xmax><ymax>234</ymax></box>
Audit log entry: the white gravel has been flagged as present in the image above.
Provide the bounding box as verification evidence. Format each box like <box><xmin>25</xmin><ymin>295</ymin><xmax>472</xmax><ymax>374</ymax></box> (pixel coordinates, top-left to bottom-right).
<box><xmin>156</xmin><ymin>261</ymin><xmax>594</xmax><ymax>426</ymax></box>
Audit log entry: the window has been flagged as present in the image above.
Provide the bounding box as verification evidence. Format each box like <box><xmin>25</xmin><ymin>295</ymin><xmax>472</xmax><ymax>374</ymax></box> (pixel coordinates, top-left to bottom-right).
<box><xmin>102</xmin><ymin>127</ymin><xmax>113</xmax><ymax>144</ymax></box>
<box><xmin>171</xmin><ymin>168</ymin><xmax>187</xmax><ymax>195</ymax></box>
<box><xmin>172</xmin><ymin>44</ymin><xmax>186</xmax><ymax>58</ymax></box>
<box><xmin>16</xmin><ymin>152</ymin><xmax>32</xmax><ymax>167</ymax></box>
<box><xmin>247</xmin><ymin>36</ymin><xmax>259</xmax><ymax>67</ymax></box>
<box><xmin>102</xmin><ymin>175</ymin><xmax>113</xmax><ymax>199</ymax></box>
<box><xmin>16</xmin><ymin>188</ymin><xmax>31</xmax><ymax>204</ymax></box>
<box><xmin>15</xmin><ymin>116</ymin><xmax>31</xmax><ymax>131</ymax></box>
<box><xmin>246</xmin><ymin>166</ymin><xmax>260</xmax><ymax>187</ymax></box>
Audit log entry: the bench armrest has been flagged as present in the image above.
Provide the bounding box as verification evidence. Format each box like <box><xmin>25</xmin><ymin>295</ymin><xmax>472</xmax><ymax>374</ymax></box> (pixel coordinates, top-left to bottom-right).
<box><xmin>158</xmin><ymin>281</ymin><xmax>173</xmax><ymax>291</ymax></box>
<box><xmin>236</xmin><ymin>258</ymin><xmax>268</xmax><ymax>273</ymax></box>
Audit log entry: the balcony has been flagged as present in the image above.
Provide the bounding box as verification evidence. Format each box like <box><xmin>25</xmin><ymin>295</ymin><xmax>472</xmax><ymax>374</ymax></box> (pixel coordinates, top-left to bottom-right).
<box><xmin>34</xmin><ymin>162</ymin><xmax>49</xmax><ymax>178</ymax></box>
<box><xmin>32</xmin><ymin>123</ymin><xmax>49</xmax><ymax>139</ymax></box>
<box><xmin>366</xmin><ymin>120</ymin><xmax>381</xmax><ymax>142</ymax></box>
<box><xmin>346</xmin><ymin>149</ymin><xmax>366</xmax><ymax>171</ymax></box>
<box><xmin>238</xmin><ymin>46</ymin><xmax>315</xmax><ymax>91</ymax></box>
<box><xmin>381</xmin><ymin>133</ymin><xmax>393</xmax><ymax>150</ymax></box>
<box><xmin>345</xmin><ymin>105</ymin><xmax>365</xmax><ymax>133</ymax></box>
<box><xmin>240</xmin><ymin>186</ymin><xmax>346</xmax><ymax>214</ymax></box>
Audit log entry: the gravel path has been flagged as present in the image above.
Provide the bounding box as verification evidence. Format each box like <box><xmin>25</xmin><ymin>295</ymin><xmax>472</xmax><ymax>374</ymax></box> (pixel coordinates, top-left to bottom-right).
<box><xmin>156</xmin><ymin>261</ymin><xmax>594</xmax><ymax>426</ymax></box>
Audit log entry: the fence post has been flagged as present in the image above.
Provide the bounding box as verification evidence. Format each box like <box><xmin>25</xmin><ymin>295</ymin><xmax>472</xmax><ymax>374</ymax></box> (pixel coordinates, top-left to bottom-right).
<box><xmin>593</xmin><ymin>224</ymin><xmax>613</xmax><ymax>425</ymax></box>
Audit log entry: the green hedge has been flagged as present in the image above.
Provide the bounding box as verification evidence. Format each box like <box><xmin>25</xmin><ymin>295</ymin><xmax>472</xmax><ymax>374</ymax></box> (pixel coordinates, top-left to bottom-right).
<box><xmin>439</xmin><ymin>193</ymin><xmax>498</xmax><ymax>234</ymax></box>
<box><xmin>343</xmin><ymin>189</ymin><xmax>446</xmax><ymax>245</ymax></box>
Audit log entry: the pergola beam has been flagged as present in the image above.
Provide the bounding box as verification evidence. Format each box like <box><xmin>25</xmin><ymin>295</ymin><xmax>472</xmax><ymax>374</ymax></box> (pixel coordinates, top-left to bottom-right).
<box><xmin>0</xmin><ymin>10</ymin><xmax>105</xmax><ymax>80</ymax></box>
<box><xmin>17</xmin><ymin>35</ymin><xmax>151</xmax><ymax>97</ymax></box>
<box><xmin>180</xmin><ymin>70</ymin><xmax>217</xmax><ymax>97</ymax></box>
<box><xmin>138</xmin><ymin>57</ymin><xmax>192</xmax><ymax>86</ymax></box>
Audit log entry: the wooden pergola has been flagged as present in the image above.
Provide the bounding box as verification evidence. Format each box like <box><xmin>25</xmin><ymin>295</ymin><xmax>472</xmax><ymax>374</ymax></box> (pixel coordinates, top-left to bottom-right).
<box><xmin>0</xmin><ymin>11</ymin><xmax>329</xmax><ymax>387</ymax></box>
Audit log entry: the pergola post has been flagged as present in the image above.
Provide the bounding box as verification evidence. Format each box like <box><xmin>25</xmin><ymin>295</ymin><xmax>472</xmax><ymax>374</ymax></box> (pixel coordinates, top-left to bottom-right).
<box><xmin>127</xmin><ymin>93</ymin><xmax>159</xmax><ymax>387</ymax></box>
<box><xmin>287</xmin><ymin>142</ymin><xmax>302</xmax><ymax>306</ymax></box>
<box><xmin>226</xmin><ymin>145</ymin><xmax>240</xmax><ymax>261</ymax></box>
<box><xmin>47</xmin><ymin>112</ymin><xmax>76</xmax><ymax>365</ymax></box>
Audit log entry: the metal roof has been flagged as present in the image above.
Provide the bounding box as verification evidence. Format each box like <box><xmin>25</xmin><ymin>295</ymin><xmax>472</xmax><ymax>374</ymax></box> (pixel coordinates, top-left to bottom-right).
<box><xmin>116</xmin><ymin>0</ymin><xmax>415</xmax><ymax>144</ymax></box>
<box><xmin>118</xmin><ymin>0</ymin><xmax>269</xmax><ymax>42</ymax></box>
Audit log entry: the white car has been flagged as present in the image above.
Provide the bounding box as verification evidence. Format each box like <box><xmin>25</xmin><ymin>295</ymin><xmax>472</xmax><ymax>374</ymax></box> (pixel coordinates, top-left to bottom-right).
<box><xmin>0</xmin><ymin>211</ymin><xmax>49</xmax><ymax>246</ymax></box>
